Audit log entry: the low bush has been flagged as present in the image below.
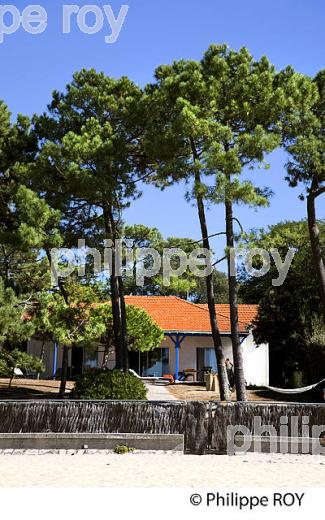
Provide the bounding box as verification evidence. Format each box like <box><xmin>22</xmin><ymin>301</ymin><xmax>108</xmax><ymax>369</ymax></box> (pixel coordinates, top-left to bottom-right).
<box><xmin>72</xmin><ymin>369</ymin><xmax>147</xmax><ymax>400</ymax></box>
<box><xmin>114</xmin><ymin>444</ymin><xmax>135</xmax><ymax>454</ymax></box>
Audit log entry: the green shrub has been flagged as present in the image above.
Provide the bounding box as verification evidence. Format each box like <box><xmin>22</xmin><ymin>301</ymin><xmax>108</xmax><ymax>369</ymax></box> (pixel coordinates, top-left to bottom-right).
<box><xmin>0</xmin><ymin>358</ymin><xmax>10</xmax><ymax>377</ymax></box>
<box><xmin>114</xmin><ymin>444</ymin><xmax>135</xmax><ymax>454</ymax></box>
<box><xmin>72</xmin><ymin>369</ymin><xmax>147</xmax><ymax>400</ymax></box>
<box><xmin>0</xmin><ymin>349</ymin><xmax>44</xmax><ymax>377</ymax></box>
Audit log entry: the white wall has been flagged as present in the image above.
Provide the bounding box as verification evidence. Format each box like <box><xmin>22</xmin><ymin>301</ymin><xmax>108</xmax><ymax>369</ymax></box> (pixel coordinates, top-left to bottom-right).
<box><xmin>242</xmin><ymin>335</ymin><xmax>269</xmax><ymax>386</ymax></box>
<box><xmin>162</xmin><ymin>333</ymin><xmax>269</xmax><ymax>386</ymax></box>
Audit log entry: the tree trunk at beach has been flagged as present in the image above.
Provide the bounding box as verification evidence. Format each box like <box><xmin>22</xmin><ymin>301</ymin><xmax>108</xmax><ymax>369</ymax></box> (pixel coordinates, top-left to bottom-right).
<box><xmin>194</xmin><ymin>170</ymin><xmax>230</xmax><ymax>401</ymax></box>
<box><xmin>37</xmin><ymin>340</ymin><xmax>45</xmax><ymax>380</ymax></box>
<box><xmin>225</xmin><ymin>197</ymin><xmax>247</xmax><ymax>402</ymax></box>
<box><xmin>59</xmin><ymin>345</ymin><xmax>69</xmax><ymax>399</ymax></box>
<box><xmin>103</xmin><ymin>203</ymin><xmax>129</xmax><ymax>371</ymax></box>
<box><xmin>118</xmin><ymin>276</ymin><xmax>129</xmax><ymax>371</ymax></box>
<box><xmin>307</xmin><ymin>186</ymin><xmax>325</xmax><ymax>323</ymax></box>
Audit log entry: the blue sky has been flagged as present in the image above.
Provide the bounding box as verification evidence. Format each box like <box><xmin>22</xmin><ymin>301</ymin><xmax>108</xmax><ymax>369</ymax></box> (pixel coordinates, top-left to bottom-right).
<box><xmin>1</xmin><ymin>0</ymin><xmax>324</xmax><ymax>267</ymax></box>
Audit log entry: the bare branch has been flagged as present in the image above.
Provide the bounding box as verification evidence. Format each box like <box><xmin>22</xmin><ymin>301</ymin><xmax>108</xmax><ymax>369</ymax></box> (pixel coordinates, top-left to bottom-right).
<box><xmin>211</xmin><ymin>255</ymin><xmax>227</xmax><ymax>267</ymax></box>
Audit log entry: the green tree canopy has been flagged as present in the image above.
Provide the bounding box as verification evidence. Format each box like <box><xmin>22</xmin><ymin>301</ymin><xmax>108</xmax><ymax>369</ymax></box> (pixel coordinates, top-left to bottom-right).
<box><xmin>144</xmin><ymin>44</ymin><xmax>286</xmax><ymax>400</ymax></box>
<box><xmin>103</xmin><ymin>303</ymin><xmax>164</xmax><ymax>353</ymax></box>
<box><xmin>123</xmin><ymin>224</ymin><xmax>229</xmax><ymax>301</ymax></box>
<box><xmin>239</xmin><ymin>220</ymin><xmax>324</xmax><ymax>386</ymax></box>
<box><xmin>281</xmin><ymin>68</ymin><xmax>325</xmax><ymax>319</ymax></box>
<box><xmin>34</xmin><ymin>69</ymin><xmax>151</xmax><ymax>370</ymax></box>
<box><xmin>0</xmin><ymin>101</ymin><xmax>61</xmax><ymax>289</ymax></box>
<box><xmin>0</xmin><ymin>280</ymin><xmax>35</xmax><ymax>348</ymax></box>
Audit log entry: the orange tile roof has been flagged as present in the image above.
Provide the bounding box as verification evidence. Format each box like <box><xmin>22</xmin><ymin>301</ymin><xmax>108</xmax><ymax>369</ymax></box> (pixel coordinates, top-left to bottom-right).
<box><xmin>124</xmin><ymin>296</ymin><xmax>258</xmax><ymax>334</ymax></box>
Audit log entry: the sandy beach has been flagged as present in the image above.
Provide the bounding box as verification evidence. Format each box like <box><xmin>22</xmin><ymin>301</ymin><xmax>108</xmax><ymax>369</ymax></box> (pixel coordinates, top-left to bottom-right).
<box><xmin>0</xmin><ymin>451</ymin><xmax>324</xmax><ymax>487</ymax></box>
<box><xmin>0</xmin><ymin>381</ymin><xmax>324</xmax><ymax>488</ymax></box>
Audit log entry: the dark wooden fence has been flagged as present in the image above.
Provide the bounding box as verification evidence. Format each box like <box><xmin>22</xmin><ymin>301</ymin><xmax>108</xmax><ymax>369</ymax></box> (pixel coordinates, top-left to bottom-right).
<box><xmin>0</xmin><ymin>400</ymin><xmax>324</xmax><ymax>454</ymax></box>
<box><xmin>209</xmin><ymin>402</ymin><xmax>325</xmax><ymax>453</ymax></box>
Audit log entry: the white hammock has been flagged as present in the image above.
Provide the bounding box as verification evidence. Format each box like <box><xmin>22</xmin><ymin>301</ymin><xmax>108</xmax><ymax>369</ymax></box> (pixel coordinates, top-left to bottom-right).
<box><xmin>265</xmin><ymin>378</ymin><xmax>325</xmax><ymax>395</ymax></box>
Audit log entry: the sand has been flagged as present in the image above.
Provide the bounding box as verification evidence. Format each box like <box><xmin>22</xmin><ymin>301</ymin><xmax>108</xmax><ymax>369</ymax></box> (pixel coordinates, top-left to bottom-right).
<box><xmin>0</xmin><ymin>451</ymin><xmax>324</xmax><ymax>487</ymax></box>
<box><xmin>0</xmin><ymin>380</ymin><xmax>323</xmax><ymax>488</ymax></box>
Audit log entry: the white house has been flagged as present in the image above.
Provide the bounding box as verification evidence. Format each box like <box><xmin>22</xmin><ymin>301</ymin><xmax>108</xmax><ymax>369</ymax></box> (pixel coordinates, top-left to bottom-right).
<box><xmin>27</xmin><ymin>296</ymin><xmax>269</xmax><ymax>386</ymax></box>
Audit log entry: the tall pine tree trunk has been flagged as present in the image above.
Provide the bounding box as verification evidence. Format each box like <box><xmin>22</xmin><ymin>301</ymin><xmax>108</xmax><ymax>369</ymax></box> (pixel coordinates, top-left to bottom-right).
<box><xmin>194</xmin><ymin>172</ymin><xmax>230</xmax><ymax>401</ymax></box>
<box><xmin>307</xmin><ymin>186</ymin><xmax>325</xmax><ymax>323</ymax></box>
<box><xmin>46</xmin><ymin>249</ymin><xmax>72</xmax><ymax>399</ymax></box>
<box><xmin>59</xmin><ymin>345</ymin><xmax>69</xmax><ymax>398</ymax></box>
<box><xmin>225</xmin><ymin>197</ymin><xmax>247</xmax><ymax>401</ymax></box>
<box><xmin>37</xmin><ymin>340</ymin><xmax>45</xmax><ymax>380</ymax></box>
<box><xmin>118</xmin><ymin>276</ymin><xmax>129</xmax><ymax>371</ymax></box>
<box><xmin>104</xmin><ymin>204</ymin><xmax>123</xmax><ymax>368</ymax></box>
<box><xmin>104</xmin><ymin>203</ymin><xmax>129</xmax><ymax>371</ymax></box>
<box><xmin>110</xmin><ymin>271</ymin><xmax>123</xmax><ymax>369</ymax></box>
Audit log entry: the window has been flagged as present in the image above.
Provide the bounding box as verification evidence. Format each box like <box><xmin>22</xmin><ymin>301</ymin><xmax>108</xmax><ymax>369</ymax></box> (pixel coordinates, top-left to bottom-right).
<box><xmin>141</xmin><ymin>348</ymin><xmax>170</xmax><ymax>377</ymax></box>
<box><xmin>129</xmin><ymin>348</ymin><xmax>170</xmax><ymax>377</ymax></box>
<box><xmin>83</xmin><ymin>347</ymin><xmax>98</xmax><ymax>370</ymax></box>
<box><xmin>197</xmin><ymin>348</ymin><xmax>218</xmax><ymax>375</ymax></box>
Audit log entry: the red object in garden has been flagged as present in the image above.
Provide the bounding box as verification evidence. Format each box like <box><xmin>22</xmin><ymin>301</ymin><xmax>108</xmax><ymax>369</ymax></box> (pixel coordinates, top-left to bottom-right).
<box><xmin>163</xmin><ymin>374</ymin><xmax>175</xmax><ymax>384</ymax></box>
